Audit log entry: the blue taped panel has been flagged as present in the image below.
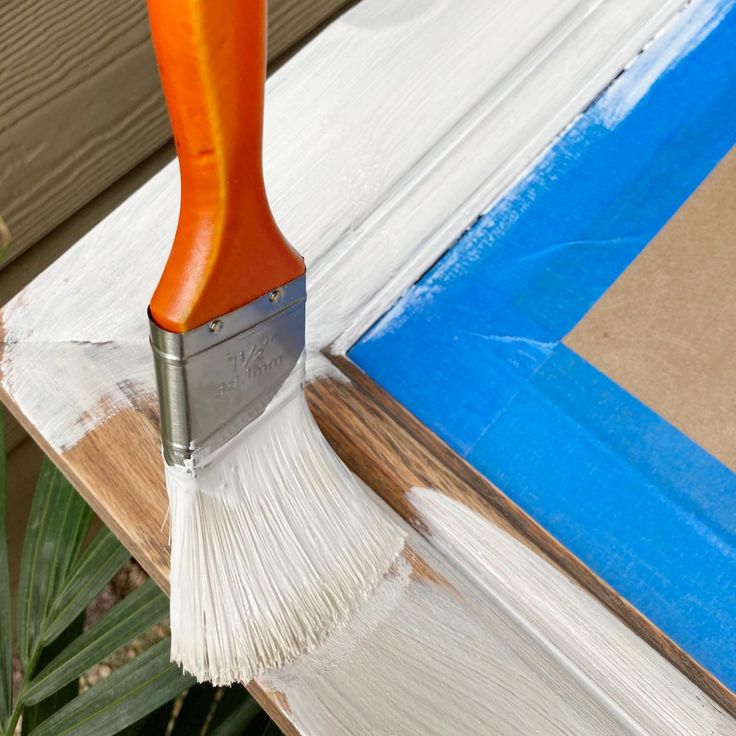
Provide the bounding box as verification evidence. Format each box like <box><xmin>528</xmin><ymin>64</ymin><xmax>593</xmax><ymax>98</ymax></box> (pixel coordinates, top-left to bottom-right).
<box><xmin>466</xmin><ymin>346</ymin><xmax>736</xmax><ymax>682</ymax></box>
<box><xmin>350</xmin><ymin>1</ymin><xmax>736</xmax><ymax>687</ymax></box>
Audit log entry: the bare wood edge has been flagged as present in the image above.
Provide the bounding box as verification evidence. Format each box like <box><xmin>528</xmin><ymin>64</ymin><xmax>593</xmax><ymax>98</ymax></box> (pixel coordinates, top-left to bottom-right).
<box><xmin>318</xmin><ymin>354</ymin><xmax>736</xmax><ymax>719</ymax></box>
<box><xmin>1</xmin><ymin>329</ymin><xmax>732</xmax><ymax>724</ymax></box>
<box><xmin>0</xmin><ymin>364</ymin><xmax>300</xmax><ymax>735</ymax></box>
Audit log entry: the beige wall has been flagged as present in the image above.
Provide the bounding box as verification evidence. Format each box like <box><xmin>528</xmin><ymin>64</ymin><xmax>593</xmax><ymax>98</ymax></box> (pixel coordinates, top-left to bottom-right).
<box><xmin>0</xmin><ymin>0</ymin><xmax>353</xmax><ymax>275</ymax></box>
<box><xmin>1</xmin><ymin>0</ymin><xmax>355</xmax><ymax>567</ymax></box>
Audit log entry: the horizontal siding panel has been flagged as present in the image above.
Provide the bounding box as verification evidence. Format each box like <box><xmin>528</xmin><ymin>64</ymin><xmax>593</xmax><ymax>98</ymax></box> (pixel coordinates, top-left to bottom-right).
<box><xmin>0</xmin><ymin>0</ymin><xmax>352</xmax><ymax>268</ymax></box>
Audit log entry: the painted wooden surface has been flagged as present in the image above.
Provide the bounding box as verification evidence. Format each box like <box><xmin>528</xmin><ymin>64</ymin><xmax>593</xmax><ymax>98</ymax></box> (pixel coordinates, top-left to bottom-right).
<box><xmin>4</xmin><ymin>0</ymin><xmax>732</xmax><ymax>732</ymax></box>
<box><xmin>2</xmin><ymin>342</ymin><xmax>735</xmax><ymax>733</ymax></box>
<box><xmin>350</xmin><ymin>0</ymin><xmax>736</xmax><ymax>692</ymax></box>
<box><xmin>0</xmin><ymin>0</ymin><xmax>352</xmax><ymax>268</ymax></box>
<box><xmin>309</xmin><ymin>366</ymin><xmax>736</xmax><ymax>731</ymax></box>
<box><xmin>0</xmin><ymin>0</ymin><xmax>352</xmax><ymax>508</ymax></box>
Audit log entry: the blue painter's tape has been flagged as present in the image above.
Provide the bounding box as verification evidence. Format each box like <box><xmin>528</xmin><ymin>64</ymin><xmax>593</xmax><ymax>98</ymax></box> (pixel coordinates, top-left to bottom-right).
<box><xmin>466</xmin><ymin>346</ymin><xmax>736</xmax><ymax>683</ymax></box>
<box><xmin>350</xmin><ymin>1</ymin><xmax>736</xmax><ymax>686</ymax></box>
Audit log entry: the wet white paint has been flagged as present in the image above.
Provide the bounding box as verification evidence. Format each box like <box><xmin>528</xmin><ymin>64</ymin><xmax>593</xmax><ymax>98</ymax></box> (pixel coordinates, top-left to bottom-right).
<box><xmin>404</xmin><ymin>488</ymin><xmax>736</xmax><ymax>735</ymax></box>
<box><xmin>261</xmin><ymin>548</ymin><xmax>638</xmax><ymax>735</ymax></box>
<box><xmin>5</xmin><ymin>0</ymin><xmax>730</xmax><ymax>727</ymax></box>
<box><xmin>1</xmin><ymin>0</ymin><xmax>686</xmax><ymax>450</ymax></box>
<box><xmin>257</xmin><ymin>493</ymin><xmax>734</xmax><ymax>735</ymax></box>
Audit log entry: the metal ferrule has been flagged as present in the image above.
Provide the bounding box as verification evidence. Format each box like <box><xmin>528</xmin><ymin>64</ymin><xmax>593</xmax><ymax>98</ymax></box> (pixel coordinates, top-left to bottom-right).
<box><xmin>149</xmin><ymin>274</ymin><xmax>306</xmax><ymax>467</ymax></box>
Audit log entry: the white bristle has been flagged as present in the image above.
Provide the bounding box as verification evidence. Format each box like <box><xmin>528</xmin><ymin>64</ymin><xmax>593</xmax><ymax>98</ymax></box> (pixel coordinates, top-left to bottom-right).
<box><xmin>165</xmin><ymin>355</ymin><xmax>406</xmax><ymax>685</ymax></box>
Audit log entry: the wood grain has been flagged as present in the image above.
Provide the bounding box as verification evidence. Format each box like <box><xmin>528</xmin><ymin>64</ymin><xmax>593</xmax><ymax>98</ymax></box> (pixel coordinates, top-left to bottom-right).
<box><xmin>321</xmin><ymin>355</ymin><xmax>736</xmax><ymax>718</ymax></box>
<box><xmin>268</xmin><ymin>0</ymin><xmax>357</xmax><ymax>59</ymax></box>
<box><xmin>1</xmin><ymin>351</ymin><xmax>734</xmax><ymax>733</ymax></box>
<box><xmin>0</xmin><ymin>0</ymin><xmax>689</xmax><ymax>454</ymax></box>
<box><xmin>0</xmin><ymin>217</ymin><xmax>10</xmax><ymax>253</ymax></box>
<box><xmin>0</xmin><ymin>0</ymin><xmax>353</xmax><ymax>268</ymax></box>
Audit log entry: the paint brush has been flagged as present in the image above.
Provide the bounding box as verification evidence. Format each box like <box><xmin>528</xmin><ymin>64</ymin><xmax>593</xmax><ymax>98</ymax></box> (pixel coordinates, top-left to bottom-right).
<box><xmin>146</xmin><ymin>0</ymin><xmax>405</xmax><ymax>684</ymax></box>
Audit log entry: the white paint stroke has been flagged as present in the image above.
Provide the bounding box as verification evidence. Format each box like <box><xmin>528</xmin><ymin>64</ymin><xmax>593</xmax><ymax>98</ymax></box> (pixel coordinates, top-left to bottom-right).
<box><xmin>303</xmin><ymin>351</ymin><xmax>350</xmax><ymax>383</ymax></box>
<box><xmin>407</xmin><ymin>487</ymin><xmax>736</xmax><ymax>736</ymax></box>
<box><xmin>596</xmin><ymin>0</ymin><xmax>734</xmax><ymax>127</ymax></box>
<box><xmin>168</xmin><ymin>358</ymin><xmax>406</xmax><ymax>684</ymax></box>
<box><xmin>1</xmin><ymin>0</ymin><xmax>687</xmax><ymax>451</ymax></box>
<box><xmin>261</xmin><ymin>543</ymin><xmax>638</xmax><ymax>735</ymax></box>
<box><xmin>258</xmin><ymin>498</ymin><xmax>734</xmax><ymax>735</ymax></box>
<box><xmin>3</xmin><ymin>3</ymin><xmax>732</xmax><ymax>729</ymax></box>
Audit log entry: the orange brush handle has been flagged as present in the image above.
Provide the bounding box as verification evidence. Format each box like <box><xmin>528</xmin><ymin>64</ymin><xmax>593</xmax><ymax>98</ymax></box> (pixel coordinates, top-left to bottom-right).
<box><xmin>147</xmin><ymin>0</ymin><xmax>305</xmax><ymax>333</ymax></box>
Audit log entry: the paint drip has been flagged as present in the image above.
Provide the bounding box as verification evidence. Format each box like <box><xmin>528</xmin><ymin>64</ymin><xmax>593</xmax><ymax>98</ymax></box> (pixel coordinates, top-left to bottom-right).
<box><xmin>166</xmin><ymin>354</ymin><xmax>406</xmax><ymax>684</ymax></box>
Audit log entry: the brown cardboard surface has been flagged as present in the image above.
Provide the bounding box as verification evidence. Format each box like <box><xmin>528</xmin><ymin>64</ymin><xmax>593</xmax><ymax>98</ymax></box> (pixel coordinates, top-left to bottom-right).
<box><xmin>566</xmin><ymin>146</ymin><xmax>736</xmax><ymax>472</ymax></box>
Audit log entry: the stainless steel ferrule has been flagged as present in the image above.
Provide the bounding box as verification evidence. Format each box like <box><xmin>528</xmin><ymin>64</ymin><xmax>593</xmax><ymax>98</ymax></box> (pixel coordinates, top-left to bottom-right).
<box><xmin>149</xmin><ymin>274</ymin><xmax>306</xmax><ymax>467</ymax></box>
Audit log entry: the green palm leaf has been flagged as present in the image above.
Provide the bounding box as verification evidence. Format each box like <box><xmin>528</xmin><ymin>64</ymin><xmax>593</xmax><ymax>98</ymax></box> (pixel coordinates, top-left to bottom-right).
<box><xmin>23</xmin><ymin>580</ymin><xmax>168</xmax><ymax>706</ymax></box>
<box><xmin>17</xmin><ymin>460</ymin><xmax>92</xmax><ymax>667</ymax></box>
<box><xmin>21</xmin><ymin>614</ymin><xmax>85</xmax><ymax>735</ymax></box>
<box><xmin>118</xmin><ymin>700</ymin><xmax>175</xmax><ymax>735</ymax></box>
<box><xmin>29</xmin><ymin>638</ymin><xmax>195</xmax><ymax>736</ymax></box>
<box><xmin>170</xmin><ymin>683</ymin><xmax>217</xmax><ymax>735</ymax></box>
<box><xmin>3</xmin><ymin>420</ymin><xmax>279</xmax><ymax>736</ymax></box>
<box><xmin>41</xmin><ymin>527</ymin><xmax>131</xmax><ymax>646</ymax></box>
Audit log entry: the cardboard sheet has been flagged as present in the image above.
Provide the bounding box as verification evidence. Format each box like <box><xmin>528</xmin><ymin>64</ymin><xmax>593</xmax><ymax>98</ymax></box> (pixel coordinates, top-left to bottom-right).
<box><xmin>567</xmin><ymin>148</ymin><xmax>736</xmax><ymax>472</ymax></box>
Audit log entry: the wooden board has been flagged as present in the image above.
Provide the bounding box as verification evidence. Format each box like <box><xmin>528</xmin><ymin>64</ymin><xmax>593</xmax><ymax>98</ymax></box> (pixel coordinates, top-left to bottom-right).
<box><xmin>321</xmin><ymin>358</ymin><xmax>736</xmax><ymax>716</ymax></box>
<box><xmin>0</xmin><ymin>0</ymin><xmax>353</xmax><ymax>268</ymax></box>
<box><xmin>0</xmin><ymin>0</ymin><xmax>353</xmax><ymax>486</ymax></box>
<box><xmin>4</xmin><ymin>0</ymin><xmax>734</xmax><ymax>731</ymax></box>
<box><xmin>2</xmin><ymin>347</ymin><xmax>734</xmax><ymax>734</ymax></box>
<box><xmin>345</xmin><ymin>3</ymin><xmax>736</xmax><ymax>692</ymax></box>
